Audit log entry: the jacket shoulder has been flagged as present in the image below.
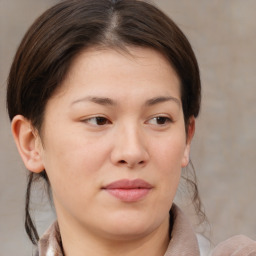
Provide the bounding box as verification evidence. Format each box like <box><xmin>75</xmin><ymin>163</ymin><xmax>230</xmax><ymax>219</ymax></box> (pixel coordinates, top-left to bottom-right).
<box><xmin>211</xmin><ymin>235</ymin><xmax>256</xmax><ymax>256</ymax></box>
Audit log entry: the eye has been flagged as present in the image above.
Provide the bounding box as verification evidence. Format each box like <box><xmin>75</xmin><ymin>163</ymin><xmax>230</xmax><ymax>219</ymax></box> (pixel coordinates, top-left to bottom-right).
<box><xmin>147</xmin><ymin>116</ymin><xmax>172</xmax><ymax>125</ymax></box>
<box><xmin>83</xmin><ymin>116</ymin><xmax>111</xmax><ymax>126</ymax></box>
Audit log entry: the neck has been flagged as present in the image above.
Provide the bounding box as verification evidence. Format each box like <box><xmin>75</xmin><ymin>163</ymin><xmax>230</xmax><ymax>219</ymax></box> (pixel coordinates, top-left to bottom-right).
<box><xmin>58</xmin><ymin>215</ymin><xmax>170</xmax><ymax>256</ymax></box>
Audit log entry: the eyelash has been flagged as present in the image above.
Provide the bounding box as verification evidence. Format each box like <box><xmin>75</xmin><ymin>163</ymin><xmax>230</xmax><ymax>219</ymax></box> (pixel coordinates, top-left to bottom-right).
<box><xmin>82</xmin><ymin>116</ymin><xmax>173</xmax><ymax>126</ymax></box>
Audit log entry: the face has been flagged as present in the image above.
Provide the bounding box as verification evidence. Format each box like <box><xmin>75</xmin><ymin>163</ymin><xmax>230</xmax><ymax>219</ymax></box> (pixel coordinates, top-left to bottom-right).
<box><xmin>37</xmin><ymin>47</ymin><xmax>193</xmax><ymax>241</ymax></box>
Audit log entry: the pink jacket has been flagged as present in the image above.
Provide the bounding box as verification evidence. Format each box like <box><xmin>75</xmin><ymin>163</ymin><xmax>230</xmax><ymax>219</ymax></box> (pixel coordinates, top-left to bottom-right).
<box><xmin>36</xmin><ymin>205</ymin><xmax>256</xmax><ymax>256</ymax></box>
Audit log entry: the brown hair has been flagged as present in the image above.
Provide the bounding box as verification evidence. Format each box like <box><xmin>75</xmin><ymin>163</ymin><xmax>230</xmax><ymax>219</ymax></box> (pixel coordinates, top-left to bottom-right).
<box><xmin>7</xmin><ymin>0</ymin><xmax>202</xmax><ymax>244</ymax></box>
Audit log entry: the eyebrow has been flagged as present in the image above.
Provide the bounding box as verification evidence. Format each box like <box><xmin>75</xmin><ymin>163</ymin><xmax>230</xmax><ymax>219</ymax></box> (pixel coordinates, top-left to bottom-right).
<box><xmin>71</xmin><ymin>96</ymin><xmax>116</xmax><ymax>106</ymax></box>
<box><xmin>71</xmin><ymin>96</ymin><xmax>180</xmax><ymax>107</ymax></box>
<box><xmin>145</xmin><ymin>96</ymin><xmax>180</xmax><ymax>106</ymax></box>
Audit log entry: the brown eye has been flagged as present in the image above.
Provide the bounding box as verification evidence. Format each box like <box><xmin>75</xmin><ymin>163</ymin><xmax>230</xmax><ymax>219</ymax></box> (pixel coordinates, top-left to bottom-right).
<box><xmin>95</xmin><ymin>117</ymin><xmax>109</xmax><ymax>125</ymax></box>
<box><xmin>84</xmin><ymin>116</ymin><xmax>111</xmax><ymax>126</ymax></box>
<box><xmin>155</xmin><ymin>117</ymin><xmax>169</xmax><ymax>125</ymax></box>
<box><xmin>147</xmin><ymin>116</ymin><xmax>172</xmax><ymax>125</ymax></box>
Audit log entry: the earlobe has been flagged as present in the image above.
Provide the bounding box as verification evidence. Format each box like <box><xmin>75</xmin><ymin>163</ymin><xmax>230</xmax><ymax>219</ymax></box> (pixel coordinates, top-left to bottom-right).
<box><xmin>181</xmin><ymin>117</ymin><xmax>195</xmax><ymax>168</ymax></box>
<box><xmin>11</xmin><ymin>115</ymin><xmax>44</xmax><ymax>173</ymax></box>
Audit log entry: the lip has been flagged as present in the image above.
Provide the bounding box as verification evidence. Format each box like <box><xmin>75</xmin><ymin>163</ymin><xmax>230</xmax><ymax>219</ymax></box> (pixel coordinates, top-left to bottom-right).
<box><xmin>103</xmin><ymin>179</ymin><xmax>153</xmax><ymax>202</ymax></box>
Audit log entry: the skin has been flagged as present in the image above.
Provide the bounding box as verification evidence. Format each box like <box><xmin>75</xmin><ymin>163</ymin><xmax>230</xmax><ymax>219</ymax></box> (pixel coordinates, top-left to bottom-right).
<box><xmin>12</xmin><ymin>47</ymin><xmax>195</xmax><ymax>256</ymax></box>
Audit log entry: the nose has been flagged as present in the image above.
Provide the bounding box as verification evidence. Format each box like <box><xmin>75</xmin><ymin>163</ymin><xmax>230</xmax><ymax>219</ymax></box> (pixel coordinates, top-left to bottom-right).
<box><xmin>110</xmin><ymin>124</ymin><xmax>149</xmax><ymax>168</ymax></box>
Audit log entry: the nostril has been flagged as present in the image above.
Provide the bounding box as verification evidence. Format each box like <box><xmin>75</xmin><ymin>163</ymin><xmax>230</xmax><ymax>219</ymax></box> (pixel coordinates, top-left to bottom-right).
<box><xmin>117</xmin><ymin>160</ymin><xmax>145</xmax><ymax>166</ymax></box>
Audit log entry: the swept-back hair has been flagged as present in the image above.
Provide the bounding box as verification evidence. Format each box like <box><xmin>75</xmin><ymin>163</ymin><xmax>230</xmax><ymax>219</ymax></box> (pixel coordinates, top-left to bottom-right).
<box><xmin>7</xmin><ymin>0</ymin><xmax>201</xmax><ymax>244</ymax></box>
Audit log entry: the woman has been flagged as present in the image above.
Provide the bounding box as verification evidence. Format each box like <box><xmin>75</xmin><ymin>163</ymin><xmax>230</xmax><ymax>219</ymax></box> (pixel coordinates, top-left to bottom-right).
<box><xmin>7</xmin><ymin>0</ymin><xmax>256</xmax><ymax>255</ymax></box>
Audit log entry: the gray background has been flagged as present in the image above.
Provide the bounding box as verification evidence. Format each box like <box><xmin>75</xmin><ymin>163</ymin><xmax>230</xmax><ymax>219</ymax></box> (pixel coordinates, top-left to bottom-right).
<box><xmin>1</xmin><ymin>0</ymin><xmax>256</xmax><ymax>255</ymax></box>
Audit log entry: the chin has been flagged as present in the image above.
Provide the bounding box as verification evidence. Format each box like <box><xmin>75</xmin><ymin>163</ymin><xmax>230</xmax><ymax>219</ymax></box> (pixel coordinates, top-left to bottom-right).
<box><xmin>97</xmin><ymin>211</ymin><xmax>162</xmax><ymax>240</ymax></box>
<box><xmin>103</xmin><ymin>225</ymin><xmax>153</xmax><ymax>241</ymax></box>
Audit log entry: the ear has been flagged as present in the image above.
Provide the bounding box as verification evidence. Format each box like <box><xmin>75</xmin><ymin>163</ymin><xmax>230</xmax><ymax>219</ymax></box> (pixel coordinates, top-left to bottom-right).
<box><xmin>11</xmin><ymin>115</ymin><xmax>44</xmax><ymax>173</ymax></box>
<box><xmin>181</xmin><ymin>116</ymin><xmax>195</xmax><ymax>168</ymax></box>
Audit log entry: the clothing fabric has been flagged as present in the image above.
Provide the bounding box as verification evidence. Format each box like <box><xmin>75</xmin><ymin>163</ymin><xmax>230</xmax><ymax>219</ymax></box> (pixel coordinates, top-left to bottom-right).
<box><xmin>36</xmin><ymin>205</ymin><xmax>256</xmax><ymax>256</ymax></box>
<box><xmin>211</xmin><ymin>235</ymin><xmax>256</xmax><ymax>256</ymax></box>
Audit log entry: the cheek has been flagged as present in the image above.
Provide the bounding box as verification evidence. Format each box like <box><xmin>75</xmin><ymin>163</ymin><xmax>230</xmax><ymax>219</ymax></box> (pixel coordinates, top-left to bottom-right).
<box><xmin>43</xmin><ymin>124</ymin><xmax>108</xmax><ymax>165</ymax></box>
<box><xmin>44</xmin><ymin>129</ymin><xmax>116</xmax><ymax>197</ymax></box>
<box><xmin>151</xmin><ymin>134</ymin><xmax>187</xmax><ymax>170</ymax></box>
<box><xmin>150</xmin><ymin>134</ymin><xmax>186</xmax><ymax>194</ymax></box>
<box><xmin>41</xmin><ymin>130</ymin><xmax>111</xmax><ymax>197</ymax></box>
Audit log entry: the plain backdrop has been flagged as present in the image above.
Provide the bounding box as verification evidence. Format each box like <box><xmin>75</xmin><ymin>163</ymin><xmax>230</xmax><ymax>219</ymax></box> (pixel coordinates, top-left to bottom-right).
<box><xmin>1</xmin><ymin>1</ymin><xmax>256</xmax><ymax>255</ymax></box>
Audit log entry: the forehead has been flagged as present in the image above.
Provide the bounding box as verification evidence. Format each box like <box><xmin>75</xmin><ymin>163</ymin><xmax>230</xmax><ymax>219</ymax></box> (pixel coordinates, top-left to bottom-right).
<box><xmin>52</xmin><ymin>46</ymin><xmax>181</xmax><ymax>102</ymax></box>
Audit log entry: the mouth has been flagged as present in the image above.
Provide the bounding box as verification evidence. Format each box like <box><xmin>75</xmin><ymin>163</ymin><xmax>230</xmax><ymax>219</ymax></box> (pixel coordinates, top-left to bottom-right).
<box><xmin>102</xmin><ymin>179</ymin><xmax>153</xmax><ymax>202</ymax></box>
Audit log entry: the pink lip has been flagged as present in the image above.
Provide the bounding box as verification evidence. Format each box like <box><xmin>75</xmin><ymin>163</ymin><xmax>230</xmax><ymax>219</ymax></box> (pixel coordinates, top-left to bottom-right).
<box><xmin>103</xmin><ymin>179</ymin><xmax>153</xmax><ymax>202</ymax></box>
